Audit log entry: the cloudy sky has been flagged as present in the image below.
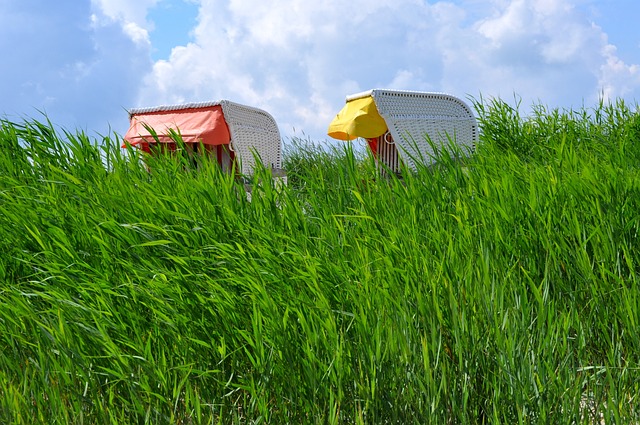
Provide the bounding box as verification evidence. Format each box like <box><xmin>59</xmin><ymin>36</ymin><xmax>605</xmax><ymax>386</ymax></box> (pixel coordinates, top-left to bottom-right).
<box><xmin>1</xmin><ymin>0</ymin><xmax>639</xmax><ymax>143</ymax></box>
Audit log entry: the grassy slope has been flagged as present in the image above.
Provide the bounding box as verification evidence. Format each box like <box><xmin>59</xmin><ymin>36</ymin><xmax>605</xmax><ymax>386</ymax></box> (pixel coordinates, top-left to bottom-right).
<box><xmin>1</xmin><ymin>100</ymin><xmax>639</xmax><ymax>424</ymax></box>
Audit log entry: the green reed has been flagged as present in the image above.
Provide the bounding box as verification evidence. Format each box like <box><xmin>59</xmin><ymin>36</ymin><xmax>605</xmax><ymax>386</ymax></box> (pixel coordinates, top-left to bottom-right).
<box><xmin>1</xmin><ymin>97</ymin><xmax>639</xmax><ymax>423</ymax></box>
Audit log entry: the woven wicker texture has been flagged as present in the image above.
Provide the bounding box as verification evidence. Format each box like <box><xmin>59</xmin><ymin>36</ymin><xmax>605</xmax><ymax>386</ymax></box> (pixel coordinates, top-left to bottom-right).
<box><xmin>128</xmin><ymin>100</ymin><xmax>282</xmax><ymax>176</ymax></box>
<box><xmin>370</xmin><ymin>90</ymin><xmax>478</xmax><ymax>170</ymax></box>
<box><xmin>219</xmin><ymin>101</ymin><xmax>282</xmax><ymax>175</ymax></box>
<box><xmin>128</xmin><ymin>101</ymin><xmax>223</xmax><ymax>116</ymax></box>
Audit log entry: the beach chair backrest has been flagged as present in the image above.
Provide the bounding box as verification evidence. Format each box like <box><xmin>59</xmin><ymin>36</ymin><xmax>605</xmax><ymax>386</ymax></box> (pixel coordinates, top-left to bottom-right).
<box><xmin>219</xmin><ymin>100</ymin><xmax>282</xmax><ymax>175</ymax></box>
<box><xmin>370</xmin><ymin>90</ymin><xmax>478</xmax><ymax>170</ymax></box>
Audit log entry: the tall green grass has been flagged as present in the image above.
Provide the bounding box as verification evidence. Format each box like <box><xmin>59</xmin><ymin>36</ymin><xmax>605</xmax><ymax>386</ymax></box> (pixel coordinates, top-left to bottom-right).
<box><xmin>1</xmin><ymin>98</ymin><xmax>639</xmax><ymax>424</ymax></box>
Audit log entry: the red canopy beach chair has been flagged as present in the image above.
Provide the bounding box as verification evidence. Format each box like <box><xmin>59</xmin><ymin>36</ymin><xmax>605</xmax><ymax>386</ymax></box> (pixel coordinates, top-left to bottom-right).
<box><xmin>123</xmin><ymin>100</ymin><xmax>284</xmax><ymax>177</ymax></box>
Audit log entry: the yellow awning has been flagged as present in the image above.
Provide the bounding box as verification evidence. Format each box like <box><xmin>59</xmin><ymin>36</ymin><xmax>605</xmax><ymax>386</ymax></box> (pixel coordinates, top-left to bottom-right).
<box><xmin>327</xmin><ymin>95</ymin><xmax>387</xmax><ymax>141</ymax></box>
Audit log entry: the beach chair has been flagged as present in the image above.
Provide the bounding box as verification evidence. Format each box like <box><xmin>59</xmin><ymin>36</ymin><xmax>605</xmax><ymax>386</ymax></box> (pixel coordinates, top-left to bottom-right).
<box><xmin>123</xmin><ymin>100</ymin><xmax>285</xmax><ymax>180</ymax></box>
<box><xmin>327</xmin><ymin>89</ymin><xmax>478</xmax><ymax>172</ymax></box>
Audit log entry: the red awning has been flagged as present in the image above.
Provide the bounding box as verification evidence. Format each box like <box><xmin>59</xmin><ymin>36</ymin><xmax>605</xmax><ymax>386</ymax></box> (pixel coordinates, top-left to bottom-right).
<box><xmin>123</xmin><ymin>105</ymin><xmax>231</xmax><ymax>148</ymax></box>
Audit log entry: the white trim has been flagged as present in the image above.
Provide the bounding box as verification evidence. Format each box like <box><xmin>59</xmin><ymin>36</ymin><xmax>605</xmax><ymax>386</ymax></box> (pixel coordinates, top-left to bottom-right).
<box><xmin>128</xmin><ymin>101</ymin><xmax>224</xmax><ymax>117</ymax></box>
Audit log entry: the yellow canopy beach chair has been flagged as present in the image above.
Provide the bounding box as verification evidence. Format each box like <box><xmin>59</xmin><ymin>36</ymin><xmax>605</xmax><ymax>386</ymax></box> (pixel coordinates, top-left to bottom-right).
<box><xmin>328</xmin><ymin>89</ymin><xmax>478</xmax><ymax>172</ymax></box>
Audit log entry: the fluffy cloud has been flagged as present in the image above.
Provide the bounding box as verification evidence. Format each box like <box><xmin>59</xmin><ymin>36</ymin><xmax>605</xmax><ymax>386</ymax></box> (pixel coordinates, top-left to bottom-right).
<box><xmin>90</xmin><ymin>0</ymin><xmax>160</xmax><ymax>46</ymax></box>
<box><xmin>438</xmin><ymin>0</ymin><xmax>639</xmax><ymax>112</ymax></box>
<box><xmin>138</xmin><ymin>0</ymin><xmax>449</xmax><ymax>139</ymax></box>
<box><xmin>1</xmin><ymin>0</ymin><xmax>638</xmax><ymax>142</ymax></box>
<box><xmin>0</xmin><ymin>1</ymin><xmax>154</xmax><ymax>135</ymax></box>
<box><xmin>471</xmin><ymin>0</ymin><xmax>640</xmax><ymax>111</ymax></box>
<box><xmin>134</xmin><ymin>0</ymin><xmax>640</xmax><ymax>142</ymax></box>
<box><xmin>598</xmin><ymin>41</ymin><xmax>640</xmax><ymax>101</ymax></box>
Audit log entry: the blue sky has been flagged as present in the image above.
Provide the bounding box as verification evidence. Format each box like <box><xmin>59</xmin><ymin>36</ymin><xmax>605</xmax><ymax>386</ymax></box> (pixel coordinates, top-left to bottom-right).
<box><xmin>1</xmin><ymin>0</ymin><xmax>639</xmax><ymax>143</ymax></box>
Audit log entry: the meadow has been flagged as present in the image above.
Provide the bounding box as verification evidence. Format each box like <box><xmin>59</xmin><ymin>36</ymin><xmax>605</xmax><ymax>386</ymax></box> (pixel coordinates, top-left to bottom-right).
<box><xmin>1</xmin><ymin>97</ymin><xmax>639</xmax><ymax>424</ymax></box>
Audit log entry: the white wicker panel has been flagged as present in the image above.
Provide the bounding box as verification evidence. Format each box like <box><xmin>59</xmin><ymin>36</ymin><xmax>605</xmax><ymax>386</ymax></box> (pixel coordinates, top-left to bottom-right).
<box><xmin>370</xmin><ymin>90</ymin><xmax>478</xmax><ymax>170</ymax></box>
<box><xmin>219</xmin><ymin>101</ymin><xmax>282</xmax><ymax>175</ymax></box>
<box><xmin>376</xmin><ymin>132</ymin><xmax>401</xmax><ymax>175</ymax></box>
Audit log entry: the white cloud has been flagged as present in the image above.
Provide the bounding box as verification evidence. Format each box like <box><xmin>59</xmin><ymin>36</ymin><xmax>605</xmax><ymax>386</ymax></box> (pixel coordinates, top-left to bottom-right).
<box><xmin>137</xmin><ymin>0</ymin><xmax>455</xmax><ymax>139</ymax></box>
<box><xmin>90</xmin><ymin>0</ymin><xmax>160</xmax><ymax>46</ymax></box>
<box><xmin>5</xmin><ymin>0</ymin><xmax>638</xmax><ymax>144</ymax></box>
<box><xmin>475</xmin><ymin>0</ymin><xmax>596</xmax><ymax>65</ymax></box>
<box><xmin>135</xmin><ymin>0</ymin><xmax>640</xmax><ymax>142</ymax></box>
<box><xmin>443</xmin><ymin>0</ymin><xmax>640</xmax><ymax>109</ymax></box>
<box><xmin>90</xmin><ymin>0</ymin><xmax>159</xmax><ymax>25</ymax></box>
<box><xmin>598</xmin><ymin>43</ymin><xmax>640</xmax><ymax>102</ymax></box>
<box><xmin>0</xmin><ymin>2</ymin><xmax>154</xmax><ymax>136</ymax></box>
<box><xmin>121</xmin><ymin>22</ymin><xmax>152</xmax><ymax>46</ymax></box>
